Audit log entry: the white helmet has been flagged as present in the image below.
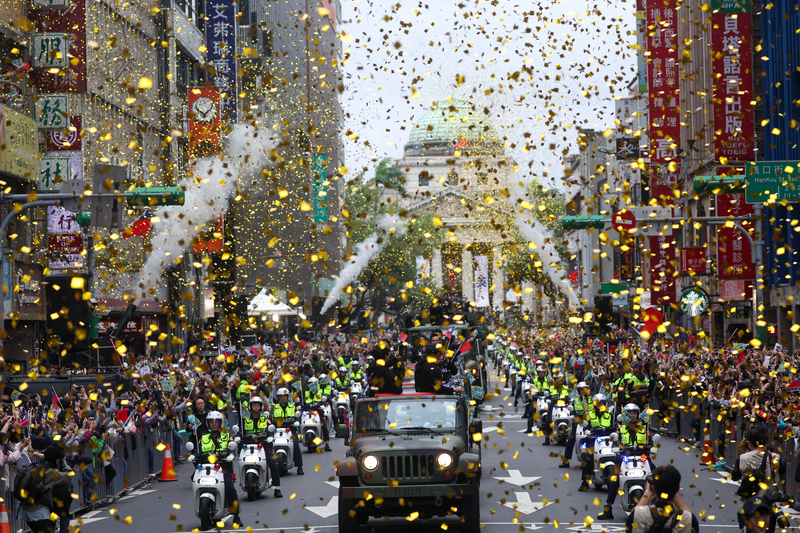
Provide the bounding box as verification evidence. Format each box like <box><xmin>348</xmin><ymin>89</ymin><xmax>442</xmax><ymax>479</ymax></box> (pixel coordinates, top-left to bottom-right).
<box><xmin>308</xmin><ymin>377</ymin><xmax>319</xmax><ymax>385</ymax></box>
<box><xmin>577</xmin><ymin>381</ymin><xmax>589</xmax><ymax>389</ymax></box>
<box><xmin>207</xmin><ymin>411</ymin><xmax>224</xmax><ymax>423</ymax></box>
<box><xmin>624</xmin><ymin>403</ymin><xmax>641</xmax><ymax>412</ymax></box>
<box><xmin>249</xmin><ymin>396</ymin><xmax>264</xmax><ymax>408</ymax></box>
<box><xmin>339</xmin><ymin>366</ymin><xmax>347</xmax><ymax>374</ymax></box>
<box><xmin>277</xmin><ymin>387</ymin><xmax>289</xmax><ymax>397</ymax></box>
<box><xmin>593</xmin><ymin>393</ymin><xmax>607</xmax><ymax>403</ymax></box>
<box><xmin>536</xmin><ymin>366</ymin><xmax>545</xmax><ymax>372</ymax></box>
<box><xmin>366</xmin><ymin>355</ymin><xmax>375</xmax><ymax>363</ymax></box>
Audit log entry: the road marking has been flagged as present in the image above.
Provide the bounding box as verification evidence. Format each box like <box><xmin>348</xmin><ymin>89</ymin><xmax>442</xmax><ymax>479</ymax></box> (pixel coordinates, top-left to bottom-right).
<box><xmin>306</xmin><ymin>496</ymin><xmax>338</xmax><ymax>518</ymax></box>
<box><xmin>483</xmin><ymin>426</ymin><xmax>501</xmax><ymax>434</ymax></box>
<box><xmin>76</xmin><ymin>510</ymin><xmax>109</xmax><ymax>526</ymax></box>
<box><xmin>493</xmin><ymin>469</ymin><xmax>541</xmax><ymax>486</ymax></box>
<box><xmin>708</xmin><ymin>474</ymin><xmax>739</xmax><ymax>486</ymax></box>
<box><xmin>324</xmin><ymin>480</ymin><xmax>339</xmax><ymax>488</ymax></box>
<box><xmin>117</xmin><ymin>489</ymin><xmax>157</xmax><ymax>502</ymax></box>
<box><xmin>502</xmin><ymin>491</ymin><xmax>552</xmax><ymax>515</ymax></box>
<box><xmin>567</xmin><ymin>524</ymin><xmax>626</xmax><ymax>532</ymax></box>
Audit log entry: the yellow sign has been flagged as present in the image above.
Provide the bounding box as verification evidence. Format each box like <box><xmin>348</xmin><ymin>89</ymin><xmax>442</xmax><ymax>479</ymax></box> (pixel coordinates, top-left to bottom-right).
<box><xmin>0</xmin><ymin>104</ymin><xmax>40</xmax><ymax>180</ymax></box>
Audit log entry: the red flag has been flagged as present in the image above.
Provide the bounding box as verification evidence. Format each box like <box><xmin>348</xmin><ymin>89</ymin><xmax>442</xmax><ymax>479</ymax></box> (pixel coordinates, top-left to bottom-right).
<box><xmin>459</xmin><ymin>341</ymin><xmax>472</xmax><ymax>353</ymax></box>
<box><xmin>123</xmin><ymin>209</ymin><xmax>152</xmax><ymax>238</ymax></box>
<box><xmin>398</xmin><ymin>332</ymin><xmax>408</xmax><ymax>342</ymax></box>
<box><xmin>737</xmin><ymin>351</ymin><xmax>746</xmax><ymax>364</ymax></box>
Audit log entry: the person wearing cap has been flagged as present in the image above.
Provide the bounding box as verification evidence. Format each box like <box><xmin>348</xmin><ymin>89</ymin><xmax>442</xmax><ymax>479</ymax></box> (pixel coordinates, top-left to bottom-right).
<box><xmin>625</xmin><ymin>465</ymin><xmax>697</xmax><ymax>533</ymax></box>
<box><xmin>739</xmin><ymin>496</ymin><xmax>786</xmax><ymax>533</ymax></box>
<box><xmin>559</xmin><ymin>381</ymin><xmax>591</xmax><ymax>477</ymax></box>
<box><xmin>19</xmin><ymin>445</ymin><xmax>74</xmax><ymax>533</ymax></box>
<box><xmin>599</xmin><ymin>403</ymin><xmax>652</xmax><ymax>520</ymax></box>
<box><xmin>198</xmin><ymin>411</ymin><xmax>243</xmax><ymax>526</ymax></box>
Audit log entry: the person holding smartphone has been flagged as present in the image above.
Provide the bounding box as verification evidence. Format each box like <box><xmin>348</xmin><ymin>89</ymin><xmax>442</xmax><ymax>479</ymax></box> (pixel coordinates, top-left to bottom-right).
<box><xmin>625</xmin><ymin>465</ymin><xmax>698</xmax><ymax>533</ymax></box>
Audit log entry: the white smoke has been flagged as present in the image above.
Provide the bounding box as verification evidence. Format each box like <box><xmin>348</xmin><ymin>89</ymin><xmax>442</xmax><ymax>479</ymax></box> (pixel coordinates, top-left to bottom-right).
<box><xmin>509</xmin><ymin>181</ymin><xmax>579</xmax><ymax>308</ymax></box>
<box><xmin>320</xmin><ymin>214</ymin><xmax>408</xmax><ymax>314</ymax></box>
<box><xmin>136</xmin><ymin>120</ymin><xmax>276</xmax><ymax>298</ymax></box>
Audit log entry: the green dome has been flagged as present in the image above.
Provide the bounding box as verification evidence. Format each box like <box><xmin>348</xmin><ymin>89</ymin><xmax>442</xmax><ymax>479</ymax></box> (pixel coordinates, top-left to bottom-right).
<box><xmin>405</xmin><ymin>100</ymin><xmax>503</xmax><ymax>157</ymax></box>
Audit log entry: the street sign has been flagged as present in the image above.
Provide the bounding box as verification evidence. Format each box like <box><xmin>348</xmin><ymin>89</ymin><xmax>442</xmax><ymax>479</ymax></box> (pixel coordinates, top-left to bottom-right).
<box><xmin>744</xmin><ymin>161</ymin><xmax>800</xmax><ymax>203</ymax></box>
<box><xmin>32</xmin><ymin>0</ymin><xmax>70</xmax><ymax>7</ymax></box>
<box><xmin>680</xmin><ymin>288</ymin><xmax>709</xmax><ymax>317</ymax></box>
<box><xmin>679</xmin><ymin>247</ymin><xmax>707</xmax><ymax>274</ymax></box>
<box><xmin>58</xmin><ymin>180</ymin><xmax>91</xmax><ymax>211</ymax></box>
<box><xmin>31</xmin><ymin>33</ymin><xmax>69</xmax><ymax>69</ymax></box>
<box><xmin>35</xmin><ymin>94</ymin><xmax>69</xmax><ymax>130</ymax></box>
<box><xmin>38</xmin><ymin>156</ymin><xmax>70</xmax><ymax>191</ymax></box>
<box><xmin>612</xmin><ymin>209</ymin><xmax>636</xmax><ymax>233</ymax></box>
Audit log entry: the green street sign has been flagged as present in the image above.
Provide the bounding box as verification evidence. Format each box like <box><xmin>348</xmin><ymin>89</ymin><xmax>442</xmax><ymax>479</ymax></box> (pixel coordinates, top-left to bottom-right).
<box><xmin>744</xmin><ymin>161</ymin><xmax>800</xmax><ymax>204</ymax></box>
<box><xmin>313</xmin><ymin>153</ymin><xmax>328</xmax><ymax>223</ymax></box>
<box><xmin>126</xmin><ymin>186</ymin><xmax>185</xmax><ymax>207</ymax></box>
<box><xmin>32</xmin><ymin>33</ymin><xmax>69</xmax><ymax>69</ymax></box>
<box><xmin>680</xmin><ymin>288</ymin><xmax>709</xmax><ymax>317</ymax></box>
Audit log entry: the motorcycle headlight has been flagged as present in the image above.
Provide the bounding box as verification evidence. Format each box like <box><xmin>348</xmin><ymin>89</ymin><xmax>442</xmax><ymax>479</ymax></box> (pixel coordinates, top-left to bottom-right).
<box><xmin>198</xmin><ymin>477</ymin><xmax>217</xmax><ymax>485</ymax></box>
<box><xmin>244</xmin><ymin>456</ymin><xmax>260</xmax><ymax>464</ymax></box>
<box><xmin>362</xmin><ymin>454</ymin><xmax>379</xmax><ymax>471</ymax></box>
<box><xmin>436</xmin><ymin>453</ymin><xmax>453</xmax><ymax>469</ymax></box>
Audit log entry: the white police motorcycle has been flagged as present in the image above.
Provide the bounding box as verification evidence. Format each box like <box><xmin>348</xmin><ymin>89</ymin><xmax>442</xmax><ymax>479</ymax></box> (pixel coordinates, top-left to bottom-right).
<box><xmin>273</xmin><ymin>423</ymin><xmax>299</xmax><ymax>475</ymax></box>
<box><xmin>301</xmin><ymin>378</ymin><xmax>334</xmax><ymax>452</ymax></box>
<box><xmin>614</xmin><ymin>408</ymin><xmax>661</xmax><ymax>512</ymax></box>
<box><xmin>549</xmin><ymin>396</ymin><xmax>573</xmax><ymax>444</ymax></box>
<box><xmin>236</xmin><ymin>426</ymin><xmax>274</xmax><ymax>501</ymax></box>
<box><xmin>185</xmin><ymin>423</ymin><xmax>240</xmax><ymax>530</ymax></box>
<box><xmin>591</xmin><ymin>430</ymin><xmax>619</xmax><ymax>490</ymax></box>
<box><xmin>333</xmin><ymin>387</ymin><xmax>351</xmax><ymax>439</ymax></box>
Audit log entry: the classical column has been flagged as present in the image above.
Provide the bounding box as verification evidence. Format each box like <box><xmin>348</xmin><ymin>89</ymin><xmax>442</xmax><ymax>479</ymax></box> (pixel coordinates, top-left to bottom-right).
<box><xmin>492</xmin><ymin>246</ymin><xmax>504</xmax><ymax>311</ymax></box>
<box><xmin>461</xmin><ymin>248</ymin><xmax>474</xmax><ymax>302</ymax></box>
<box><xmin>432</xmin><ymin>248</ymin><xmax>443</xmax><ymax>288</ymax></box>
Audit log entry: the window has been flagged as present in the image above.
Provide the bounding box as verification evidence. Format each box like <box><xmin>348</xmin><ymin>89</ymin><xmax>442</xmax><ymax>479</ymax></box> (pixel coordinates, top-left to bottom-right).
<box><xmin>447</xmin><ymin>170</ymin><xmax>458</xmax><ymax>186</ymax></box>
<box><xmin>476</xmin><ymin>172</ymin><xmax>488</xmax><ymax>185</ymax></box>
<box><xmin>419</xmin><ymin>170</ymin><xmax>430</xmax><ymax>187</ymax></box>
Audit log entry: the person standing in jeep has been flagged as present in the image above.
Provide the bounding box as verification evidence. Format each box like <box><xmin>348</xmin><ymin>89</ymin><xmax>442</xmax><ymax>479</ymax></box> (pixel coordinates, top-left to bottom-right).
<box><xmin>415</xmin><ymin>350</ymin><xmax>464</xmax><ymax>394</ymax></box>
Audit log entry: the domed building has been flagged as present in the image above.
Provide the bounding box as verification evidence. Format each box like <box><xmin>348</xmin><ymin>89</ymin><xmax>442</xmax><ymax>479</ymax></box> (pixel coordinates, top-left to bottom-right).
<box><xmin>389</xmin><ymin>99</ymin><xmax>536</xmax><ymax>313</ymax></box>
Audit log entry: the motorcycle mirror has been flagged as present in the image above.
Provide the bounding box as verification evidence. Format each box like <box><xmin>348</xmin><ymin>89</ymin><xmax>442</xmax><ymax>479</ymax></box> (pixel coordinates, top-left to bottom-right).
<box><xmin>293</xmin><ymin>421</ymin><xmax>300</xmax><ymax>427</ymax></box>
<box><xmin>616</xmin><ymin>414</ymin><xmax>623</xmax><ymax>423</ymax></box>
<box><xmin>185</xmin><ymin>442</ymin><xmax>195</xmax><ymax>453</ymax></box>
<box><xmin>652</xmin><ymin>434</ymin><xmax>662</xmax><ymax>444</ymax></box>
<box><xmin>267</xmin><ymin>437</ymin><xmax>274</xmax><ymax>444</ymax></box>
<box><xmin>610</xmin><ymin>432</ymin><xmax>619</xmax><ymax>442</ymax></box>
<box><xmin>268</xmin><ymin>424</ymin><xmax>276</xmax><ymax>433</ymax></box>
<box><xmin>321</xmin><ymin>396</ymin><xmax>328</xmax><ymax>402</ymax></box>
<box><xmin>228</xmin><ymin>441</ymin><xmax>238</xmax><ymax>451</ymax></box>
<box><xmin>230</xmin><ymin>425</ymin><xmax>240</xmax><ymax>436</ymax></box>
<box><xmin>294</xmin><ymin>397</ymin><xmax>301</xmax><ymax>404</ymax></box>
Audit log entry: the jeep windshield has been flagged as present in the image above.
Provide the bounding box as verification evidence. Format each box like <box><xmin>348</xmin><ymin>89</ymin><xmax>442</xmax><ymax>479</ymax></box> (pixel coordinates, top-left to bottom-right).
<box><xmin>354</xmin><ymin>398</ymin><xmax>464</xmax><ymax>433</ymax></box>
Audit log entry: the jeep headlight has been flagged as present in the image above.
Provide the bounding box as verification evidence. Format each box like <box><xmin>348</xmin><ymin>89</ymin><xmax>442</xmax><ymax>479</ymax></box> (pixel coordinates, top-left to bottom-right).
<box><xmin>362</xmin><ymin>454</ymin><xmax>379</xmax><ymax>471</ymax></box>
<box><xmin>436</xmin><ymin>453</ymin><xmax>453</xmax><ymax>469</ymax></box>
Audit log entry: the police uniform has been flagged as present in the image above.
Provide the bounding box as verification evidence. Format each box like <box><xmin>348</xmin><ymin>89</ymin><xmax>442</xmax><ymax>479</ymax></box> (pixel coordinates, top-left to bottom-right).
<box><xmin>604</xmin><ymin>420</ymin><xmax>650</xmax><ymax>509</ymax></box>
<box><xmin>242</xmin><ymin>412</ymin><xmax>281</xmax><ymax>488</ymax></box>
<box><xmin>303</xmin><ymin>388</ymin><xmax>331</xmax><ymax>445</ymax></box>
<box><xmin>199</xmin><ymin>430</ymin><xmax>239</xmax><ymax>514</ymax></box>
<box><xmin>271</xmin><ymin>401</ymin><xmax>304</xmax><ymax>470</ymax></box>
<box><xmin>562</xmin><ymin>393</ymin><xmax>592</xmax><ymax>465</ymax></box>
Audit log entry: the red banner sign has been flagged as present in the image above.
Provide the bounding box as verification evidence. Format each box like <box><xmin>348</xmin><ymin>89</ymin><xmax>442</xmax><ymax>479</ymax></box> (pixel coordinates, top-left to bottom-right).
<box><xmin>48</xmin><ymin>233</ymin><xmax>83</xmax><ymax>254</ymax></box>
<box><xmin>29</xmin><ymin>0</ymin><xmax>87</xmax><ymax>93</ymax></box>
<box><xmin>717</xmin><ymin>226</ymin><xmax>755</xmax><ymax>280</ymax></box>
<box><xmin>680</xmin><ymin>248</ymin><xmax>707</xmax><ymax>274</ymax></box>
<box><xmin>46</xmin><ymin>116</ymin><xmax>82</xmax><ymax>151</ymax></box>
<box><xmin>188</xmin><ymin>88</ymin><xmax>221</xmax><ymax>160</ymax></box>
<box><xmin>711</xmin><ymin>7</ymin><xmax>755</xmax><ymax>161</ymax></box>
<box><xmin>719</xmin><ymin>279</ymin><xmax>751</xmax><ymax>301</ymax></box>
<box><xmin>649</xmin><ymin>235</ymin><xmax>676</xmax><ymax>305</ymax></box>
<box><xmin>717</xmin><ymin>192</ymin><xmax>754</xmax><ymax>217</ymax></box>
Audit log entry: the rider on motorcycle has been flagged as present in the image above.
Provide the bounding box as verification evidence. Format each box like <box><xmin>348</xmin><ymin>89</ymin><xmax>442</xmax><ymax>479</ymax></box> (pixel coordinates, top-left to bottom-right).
<box><xmin>542</xmin><ymin>370</ymin><xmax>570</xmax><ymax>445</ymax></box>
<box><xmin>573</xmin><ymin>393</ymin><xmax>615</xmax><ymax>491</ymax></box>
<box><xmin>271</xmin><ymin>388</ymin><xmax>304</xmax><ymax>475</ymax></box>
<box><xmin>198</xmin><ymin>411</ymin><xmax>243</xmax><ymax>527</ymax></box>
<box><xmin>559</xmin><ymin>381</ymin><xmax>592</xmax><ymax>471</ymax></box>
<box><xmin>514</xmin><ymin>353</ymin><xmax>530</xmax><ymax>407</ymax></box>
<box><xmin>303</xmin><ymin>377</ymin><xmax>332</xmax><ymax>452</ymax></box>
<box><xmin>598</xmin><ymin>403</ymin><xmax>652</xmax><ymax>521</ymax></box>
<box><xmin>523</xmin><ymin>366</ymin><xmax>548</xmax><ymax>433</ymax></box>
<box><xmin>242</xmin><ymin>396</ymin><xmax>282</xmax><ymax>498</ymax></box>
<box><xmin>334</xmin><ymin>367</ymin><xmax>350</xmax><ymax>391</ymax></box>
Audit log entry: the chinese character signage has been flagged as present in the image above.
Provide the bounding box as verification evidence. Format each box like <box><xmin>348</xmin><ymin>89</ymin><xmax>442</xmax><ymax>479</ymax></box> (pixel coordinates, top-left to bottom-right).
<box><xmin>474</xmin><ymin>255</ymin><xmax>490</xmax><ymax>308</ymax></box>
<box><xmin>744</xmin><ymin>161</ymin><xmax>800</xmax><ymax>203</ymax></box>
<box><xmin>711</xmin><ymin>1</ymin><xmax>754</xmax><ymax>161</ymax></box>
<box><xmin>188</xmin><ymin>87</ymin><xmax>221</xmax><ymax>159</ymax></box>
<box><xmin>0</xmin><ymin>104</ymin><xmax>40</xmax><ymax>181</ymax></box>
<box><xmin>35</xmin><ymin>94</ymin><xmax>69</xmax><ymax>129</ymax></box>
<box><xmin>191</xmin><ymin>216</ymin><xmax>224</xmax><ymax>253</ymax></box>
<box><xmin>47</xmin><ymin>206</ymin><xmax>84</xmax><ymax>271</ymax></box>
<box><xmin>647</xmin><ymin>3</ymin><xmax>681</xmax><ymax>201</ymax></box>
<box><xmin>717</xmin><ymin>192</ymin><xmax>754</xmax><ymax>217</ymax></box>
<box><xmin>649</xmin><ymin>235</ymin><xmax>676</xmax><ymax>306</ymax></box>
<box><xmin>206</xmin><ymin>0</ymin><xmax>237</xmax><ymax>122</ymax></box>
<box><xmin>313</xmin><ymin>153</ymin><xmax>329</xmax><ymax>223</ymax></box>
<box><xmin>39</xmin><ymin>156</ymin><xmax>70</xmax><ymax>191</ymax></box>
<box><xmin>679</xmin><ymin>247</ymin><xmax>707</xmax><ymax>274</ymax></box>
<box><xmin>46</xmin><ymin>116</ymin><xmax>81</xmax><ymax>151</ymax></box>
<box><xmin>717</xmin><ymin>225</ymin><xmax>755</xmax><ymax>280</ymax></box>
<box><xmin>29</xmin><ymin>0</ymin><xmax>87</xmax><ymax>93</ymax></box>
<box><xmin>31</xmin><ymin>33</ymin><xmax>68</xmax><ymax>69</ymax></box>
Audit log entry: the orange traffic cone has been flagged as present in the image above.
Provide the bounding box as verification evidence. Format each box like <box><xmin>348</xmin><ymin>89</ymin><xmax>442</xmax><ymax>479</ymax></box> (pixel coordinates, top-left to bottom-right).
<box><xmin>701</xmin><ymin>433</ymin><xmax>716</xmax><ymax>465</ymax></box>
<box><xmin>0</xmin><ymin>503</ymin><xmax>11</xmax><ymax>533</ymax></box>
<box><xmin>159</xmin><ymin>444</ymin><xmax>177</xmax><ymax>482</ymax></box>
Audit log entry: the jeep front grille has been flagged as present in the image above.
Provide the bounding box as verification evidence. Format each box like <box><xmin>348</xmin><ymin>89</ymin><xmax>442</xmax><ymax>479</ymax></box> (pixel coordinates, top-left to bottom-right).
<box><xmin>380</xmin><ymin>454</ymin><xmax>435</xmax><ymax>481</ymax></box>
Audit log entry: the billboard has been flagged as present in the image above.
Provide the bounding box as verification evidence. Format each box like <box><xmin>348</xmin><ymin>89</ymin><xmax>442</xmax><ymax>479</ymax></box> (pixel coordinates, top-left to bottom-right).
<box><xmin>188</xmin><ymin>87</ymin><xmax>221</xmax><ymax>159</ymax></box>
<box><xmin>205</xmin><ymin>0</ymin><xmax>237</xmax><ymax>122</ymax></box>
<box><xmin>649</xmin><ymin>235</ymin><xmax>676</xmax><ymax>306</ymax></box>
<box><xmin>29</xmin><ymin>0</ymin><xmax>87</xmax><ymax>93</ymax></box>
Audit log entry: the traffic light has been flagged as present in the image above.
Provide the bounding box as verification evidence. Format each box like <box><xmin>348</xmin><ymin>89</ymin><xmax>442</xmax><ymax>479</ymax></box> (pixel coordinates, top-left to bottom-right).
<box><xmin>561</xmin><ymin>215</ymin><xmax>605</xmax><ymax>230</ymax></box>
<box><xmin>73</xmin><ymin>211</ymin><xmax>91</xmax><ymax>228</ymax></box>
<box><xmin>126</xmin><ymin>186</ymin><xmax>185</xmax><ymax>207</ymax></box>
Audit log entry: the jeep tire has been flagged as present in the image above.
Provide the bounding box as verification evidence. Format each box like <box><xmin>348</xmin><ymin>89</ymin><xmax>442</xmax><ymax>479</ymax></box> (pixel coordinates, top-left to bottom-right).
<box><xmin>338</xmin><ymin>492</ymin><xmax>361</xmax><ymax>533</ymax></box>
<box><xmin>460</xmin><ymin>486</ymin><xmax>480</xmax><ymax>533</ymax></box>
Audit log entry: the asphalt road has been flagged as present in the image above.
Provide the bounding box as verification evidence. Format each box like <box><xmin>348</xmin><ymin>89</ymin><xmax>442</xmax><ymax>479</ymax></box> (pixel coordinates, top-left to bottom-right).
<box><xmin>69</xmin><ymin>368</ymin><xmax>775</xmax><ymax>533</ymax></box>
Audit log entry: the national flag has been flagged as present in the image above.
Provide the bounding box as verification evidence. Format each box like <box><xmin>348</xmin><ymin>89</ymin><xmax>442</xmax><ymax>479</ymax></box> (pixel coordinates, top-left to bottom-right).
<box><xmin>122</xmin><ymin>209</ymin><xmax>152</xmax><ymax>238</ymax></box>
<box><xmin>453</xmin><ymin>137</ymin><xmax>468</xmax><ymax>149</ymax></box>
<box><xmin>18</xmin><ymin>413</ymin><xmax>29</xmax><ymax>428</ymax></box>
<box><xmin>458</xmin><ymin>341</ymin><xmax>472</xmax><ymax>353</ymax></box>
<box><xmin>398</xmin><ymin>332</ymin><xmax>408</xmax><ymax>342</ymax></box>
<box><xmin>51</xmin><ymin>387</ymin><xmax>62</xmax><ymax>410</ymax></box>
<box><xmin>443</xmin><ymin>328</ymin><xmax>454</xmax><ymax>340</ymax></box>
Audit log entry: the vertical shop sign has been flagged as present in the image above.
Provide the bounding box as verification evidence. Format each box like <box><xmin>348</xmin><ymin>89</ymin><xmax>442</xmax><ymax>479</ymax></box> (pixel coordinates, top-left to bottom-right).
<box><xmin>647</xmin><ymin>2</ymin><xmax>682</xmax><ymax>202</ymax></box>
<box><xmin>205</xmin><ymin>0</ymin><xmax>237</xmax><ymax>122</ymax></box>
<box><xmin>29</xmin><ymin>0</ymin><xmax>87</xmax><ymax>93</ymax></box>
<box><xmin>711</xmin><ymin>0</ymin><xmax>755</xmax><ymax>160</ymax></box>
<box><xmin>188</xmin><ymin>87</ymin><xmax>221</xmax><ymax>159</ymax></box>
<box><xmin>649</xmin><ymin>235</ymin><xmax>676</xmax><ymax>305</ymax></box>
<box><xmin>313</xmin><ymin>154</ymin><xmax>329</xmax><ymax>223</ymax></box>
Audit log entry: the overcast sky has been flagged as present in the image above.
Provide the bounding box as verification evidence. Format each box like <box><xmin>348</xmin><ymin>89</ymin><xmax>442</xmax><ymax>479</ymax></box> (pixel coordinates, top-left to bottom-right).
<box><xmin>339</xmin><ymin>0</ymin><xmax>638</xmax><ymax>189</ymax></box>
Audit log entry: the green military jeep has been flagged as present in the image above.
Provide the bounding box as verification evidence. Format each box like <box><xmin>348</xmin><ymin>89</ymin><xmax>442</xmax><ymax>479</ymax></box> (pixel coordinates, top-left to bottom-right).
<box><xmin>336</xmin><ymin>392</ymin><xmax>482</xmax><ymax>532</ymax></box>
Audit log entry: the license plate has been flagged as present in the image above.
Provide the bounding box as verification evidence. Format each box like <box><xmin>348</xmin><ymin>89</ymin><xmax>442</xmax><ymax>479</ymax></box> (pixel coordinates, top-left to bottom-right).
<box><xmin>395</xmin><ymin>487</ymin><xmax>423</xmax><ymax>497</ymax></box>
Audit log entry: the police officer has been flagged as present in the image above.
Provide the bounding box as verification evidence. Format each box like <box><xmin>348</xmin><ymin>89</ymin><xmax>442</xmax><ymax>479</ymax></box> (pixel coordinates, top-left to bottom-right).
<box><xmin>559</xmin><ymin>381</ymin><xmax>591</xmax><ymax>470</ymax></box>
<box><xmin>198</xmin><ymin>411</ymin><xmax>243</xmax><ymax>527</ymax></box>
<box><xmin>271</xmin><ymin>388</ymin><xmax>304</xmax><ymax>475</ymax></box>
<box><xmin>514</xmin><ymin>353</ymin><xmax>529</xmax><ymax>407</ymax></box>
<box><xmin>349</xmin><ymin>361</ymin><xmax>364</xmax><ymax>384</ymax></box>
<box><xmin>542</xmin><ymin>370</ymin><xmax>570</xmax><ymax>445</ymax></box>
<box><xmin>598</xmin><ymin>403</ymin><xmax>650</xmax><ymax>520</ymax></box>
<box><xmin>303</xmin><ymin>377</ymin><xmax>332</xmax><ymax>451</ymax></box>
<box><xmin>334</xmin><ymin>367</ymin><xmax>350</xmax><ymax>391</ymax></box>
<box><xmin>242</xmin><ymin>396</ymin><xmax>282</xmax><ymax>498</ymax></box>
<box><xmin>572</xmin><ymin>393</ymin><xmax>615</xmax><ymax>491</ymax></box>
